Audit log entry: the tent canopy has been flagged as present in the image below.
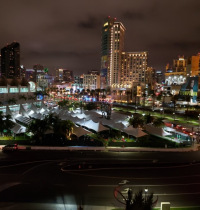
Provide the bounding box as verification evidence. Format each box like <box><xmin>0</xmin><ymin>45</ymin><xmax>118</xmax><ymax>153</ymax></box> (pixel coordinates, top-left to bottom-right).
<box><xmin>84</xmin><ymin>120</ymin><xmax>109</xmax><ymax>132</ymax></box>
<box><xmin>72</xmin><ymin>125</ymin><xmax>92</xmax><ymax>137</ymax></box>
<box><xmin>145</xmin><ymin>124</ymin><xmax>171</xmax><ymax>136</ymax></box>
<box><xmin>123</xmin><ymin>126</ymin><xmax>148</xmax><ymax>138</ymax></box>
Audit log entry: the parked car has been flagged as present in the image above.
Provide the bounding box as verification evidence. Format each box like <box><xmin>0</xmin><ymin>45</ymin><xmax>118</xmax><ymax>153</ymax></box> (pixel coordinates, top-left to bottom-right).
<box><xmin>2</xmin><ymin>144</ymin><xmax>19</xmax><ymax>152</ymax></box>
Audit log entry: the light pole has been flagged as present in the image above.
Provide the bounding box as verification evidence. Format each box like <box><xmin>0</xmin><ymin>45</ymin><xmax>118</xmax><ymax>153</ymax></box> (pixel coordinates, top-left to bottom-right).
<box><xmin>173</xmin><ymin>112</ymin><xmax>175</xmax><ymax>121</ymax></box>
<box><xmin>144</xmin><ymin>187</ymin><xmax>148</xmax><ymax>202</ymax></box>
<box><xmin>160</xmin><ymin>108</ymin><xmax>163</xmax><ymax>117</ymax></box>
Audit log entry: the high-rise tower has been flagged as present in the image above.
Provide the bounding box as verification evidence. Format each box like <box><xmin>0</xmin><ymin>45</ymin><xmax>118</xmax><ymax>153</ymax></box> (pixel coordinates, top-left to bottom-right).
<box><xmin>1</xmin><ymin>42</ymin><xmax>20</xmax><ymax>79</ymax></box>
<box><xmin>100</xmin><ymin>17</ymin><xmax>126</xmax><ymax>88</ymax></box>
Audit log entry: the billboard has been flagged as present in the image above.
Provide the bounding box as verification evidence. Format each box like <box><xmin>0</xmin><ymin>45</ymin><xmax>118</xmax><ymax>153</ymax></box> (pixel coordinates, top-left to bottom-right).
<box><xmin>180</xmin><ymin>77</ymin><xmax>198</xmax><ymax>103</ymax></box>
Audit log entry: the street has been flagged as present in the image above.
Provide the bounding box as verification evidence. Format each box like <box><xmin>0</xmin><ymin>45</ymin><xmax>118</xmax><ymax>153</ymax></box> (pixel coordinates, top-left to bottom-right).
<box><xmin>0</xmin><ymin>150</ymin><xmax>200</xmax><ymax>209</ymax></box>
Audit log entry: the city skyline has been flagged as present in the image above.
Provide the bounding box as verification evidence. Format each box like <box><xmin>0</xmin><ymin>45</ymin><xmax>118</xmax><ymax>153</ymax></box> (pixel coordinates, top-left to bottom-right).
<box><xmin>0</xmin><ymin>0</ymin><xmax>200</xmax><ymax>75</ymax></box>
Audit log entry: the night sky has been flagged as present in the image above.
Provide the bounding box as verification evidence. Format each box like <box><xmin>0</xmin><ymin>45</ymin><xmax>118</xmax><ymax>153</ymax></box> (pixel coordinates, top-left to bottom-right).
<box><xmin>0</xmin><ymin>0</ymin><xmax>200</xmax><ymax>75</ymax></box>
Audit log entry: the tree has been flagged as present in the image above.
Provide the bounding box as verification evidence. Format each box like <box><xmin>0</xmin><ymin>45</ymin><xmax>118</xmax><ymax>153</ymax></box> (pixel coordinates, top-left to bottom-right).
<box><xmin>129</xmin><ymin>190</ymin><xmax>155</xmax><ymax>210</ymax></box>
<box><xmin>115</xmin><ymin>187</ymin><xmax>157</xmax><ymax>210</ymax></box>
<box><xmin>119</xmin><ymin>90</ymin><xmax>123</xmax><ymax>103</ymax></box>
<box><xmin>150</xmin><ymin>90</ymin><xmax>156</xmax><ymax>111</ymax></box>
<box><xmin>128</xmin><ymin>115</ymin><xmax>144</xmax><ymax>128</ymax></box>
<box><xmin>18</xmin><ymin>94</ymin><xmax>27</xmax><ymax>101</ymax></box>
<box><xmin>7</xmin><ymin>98</ymin><xmax>17</xmax><ymax>105</ymax></box>
<box><xmin>0</xmin><ymin>112</ymin><xmax>14</xmax><ymax>136</ymax></box>
<box><xmin>126</xmin><ymin>90</ymin><xmax>131</xmax><ymax>104</ymax></box>
<box><xmin>153</xmin><ymin>117</ymin><xmax>164</xmax><ymax>127</ymax></box>
<box><xmin>143</xmin><ymin>114</ymin><xmax>154</xmax><ymax>124</ymax></box>
<box><xmin>95</xmin><ymin>88</ymin><xmax>101</xmax><ymax>101</ymax></box>
<box><xmin>27</xmin><ymin>118</ymin><xmax>50</xmax><ymax>142</ymax></box>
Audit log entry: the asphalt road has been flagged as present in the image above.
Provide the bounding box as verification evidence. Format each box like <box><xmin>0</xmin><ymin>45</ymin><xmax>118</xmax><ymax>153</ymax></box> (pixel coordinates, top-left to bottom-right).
<box><xmin>0</xmin><ymin>150</ymin><xmax>200</xmax><ymax>210</ymax></box>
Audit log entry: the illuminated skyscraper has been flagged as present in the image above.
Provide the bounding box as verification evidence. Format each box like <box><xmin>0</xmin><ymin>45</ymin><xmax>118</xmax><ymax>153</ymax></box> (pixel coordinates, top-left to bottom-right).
<box><xmin>1</xmin><ymin>42</ymin><xmax>20</xmax><ymax>79</ymax></box>
<box><xmin>100</xmin><ymin>17</ymin><xmax>125</xmax><ymax>88</ymax></box>
<box><xmin>100</xmin><ymin>17</ymin><xmax>147</xmax><ymax>92</ymax></box>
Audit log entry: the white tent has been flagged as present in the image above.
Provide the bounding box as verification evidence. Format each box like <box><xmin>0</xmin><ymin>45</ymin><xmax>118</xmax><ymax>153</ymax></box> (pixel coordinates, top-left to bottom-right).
<box><xmin>123</xmin><ymin>126</ymin><xmax>148</xmax><ymax>138</ymax></box>
<box><xmin>84</xmin><ymin>120</ymin><xmax>109</xmax><ymax>132</ymax></box>
<box><xmin>71</xmin><ymin>113</ymin><xmax>90</xmax><ymax>120</ymax></box>
<box><xmin>6</xmin><ymin>105</ymin><xmax>13</xmax><ymax>116</ymax></box>
<box><xmin>145</xmin><ymin>124</ymin><xmax>171</xmax><ymax>136</ymax></box>
<box><xmin>31</xmin><ymin>103</ymin><xmax>39</xmax><ymax>113</ymax></box>
<box><xmin>72</xmin><ymin>125</ymin><xmax>92</xmax><ymax>137</ymax></box>
<box><xmin>114</xmin><ymin>122</ymin><xmax>126</xmax><ymax>130</ymax></box>
<box><xmin>11</xmin><ymin>123</ymin><xmax>26</xmax><ymax>134</ymax></box>
<box><xmin>19</xmin><ymin>104</ymin><xmax>29</xmax><ymax>117</ymax></box>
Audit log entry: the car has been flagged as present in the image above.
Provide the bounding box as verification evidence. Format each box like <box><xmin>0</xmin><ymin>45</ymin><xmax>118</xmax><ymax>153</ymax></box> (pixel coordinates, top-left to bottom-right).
<box><xmin>2</xmin><ymin>144</ymin><xmax>19</xmax><ymax>152</ymax></box>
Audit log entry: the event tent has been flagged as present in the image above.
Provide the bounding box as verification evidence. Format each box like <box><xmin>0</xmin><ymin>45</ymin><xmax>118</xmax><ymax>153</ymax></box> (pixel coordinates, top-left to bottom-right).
<box><xmin>72</xmin><ymin>125</ymin><xmax>92</xmax><ymax>137</ymax></box>
<box><xmin>122</xmin><ymin>126</ymin><xmax>148</xmax><ymax>138</ymax></box>
<box><xmin>83</xmin><ymin>120</ymin><xmax>109</xmax><ymax>132</ymax></box>
<box><xmin>144</xmin><ymin>124</ymin><xmax>171</xmax><ymax>136</ymax></box>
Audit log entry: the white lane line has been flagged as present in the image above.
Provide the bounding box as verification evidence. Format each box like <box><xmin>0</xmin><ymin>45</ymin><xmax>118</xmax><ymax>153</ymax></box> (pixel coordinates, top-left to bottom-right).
<box><xmin>0</xmin><ymin>182</ymin><xmax>21</xmax><ymax>192</ymax></box>
<box><xmin>0</xmin><ymin>160</ymin><xmax>54</xmax><ymax>169</ymax></box>
<box><xmin>89</xmin><ymin>183</ymin><xmax>200</xmax><ymax>187</ymax></box>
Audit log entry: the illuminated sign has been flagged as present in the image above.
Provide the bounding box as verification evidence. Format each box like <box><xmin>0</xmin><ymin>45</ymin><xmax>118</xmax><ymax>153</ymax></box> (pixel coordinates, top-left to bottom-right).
<box><xmin>180</xmin><ymin>77</ymin><xmax>198</xmax><ymax>102</ymax></box>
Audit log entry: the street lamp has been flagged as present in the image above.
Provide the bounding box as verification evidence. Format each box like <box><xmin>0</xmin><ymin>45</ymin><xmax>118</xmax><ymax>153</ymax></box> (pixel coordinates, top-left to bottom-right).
<box><xmin>144</xmin><ymin>187</ymin><xmax>148</xmax><ymax>202</ymax></box>
<box><xmin>160</xmin><ymin>108</ymin><xmax>163</xmax><ymax>117</ymax></box>
<box><xmin>173</xmin><ymin>112</ymin><xmax>175</xmax><ymax>121</ymax></box>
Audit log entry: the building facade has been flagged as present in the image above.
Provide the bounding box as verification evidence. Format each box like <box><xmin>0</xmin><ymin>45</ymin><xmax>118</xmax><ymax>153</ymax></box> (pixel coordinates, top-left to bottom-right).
<box><xmin>1</xmin><ymin>42</ymin><xmax>20</xmax><ymax>79</ymax></box>
<box><xmin>83</xmin><ymin>73</ymin><xmax>100</xmax><ymax>90</ymax></box>
<box><xmin>165</xmin><ymin>56</ymin><xmax>187</xmax><ymax>85</ymax></box>
<box><xmin>56</xmin><ymin>68</ymin><xmax>73</xmax><ymax>82</ymax></box>
<box><xmin>100</xmin><ymin>17</ymin><xmax>148</xmax><ymax>93</ymax></box>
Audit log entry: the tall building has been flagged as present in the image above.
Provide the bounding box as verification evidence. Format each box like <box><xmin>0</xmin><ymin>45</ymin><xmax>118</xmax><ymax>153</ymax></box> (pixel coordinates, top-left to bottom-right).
<box><xmin>55</xmin><ymin>68</ymin><xmax>73</xmax><ymax>82</ymax></box>
<box><xmin>100</xmin><ymin>17</ymin><xmax>125</xmax><ymax>88</ymax></box>
<box><xmin>121</xmin><ymin>52</ymin><xmax>147</xmax><ymax>88</ymax></box>
<box><xmin>83</xmin><ymin>73</ymin><xmax>100</xmax><ymax>90</ymax></box>
<box><xmin>190</xmin><ymin>53</ymin><xmax>200</xmax><ymax>76</ymax></box>
<box><xmin>165</xmin><ymin>56</ymin><xmax>187</xmax><ymax>85</ymax></box>
<box><xmin>1</xmin><ymin>42</ymin><xmax>20</xmax><ymax>79</ymax></box>
<box><xmin>100</xmin><ymin>17</ymin><xmax>148</xmax><ymax>91</ymax></box>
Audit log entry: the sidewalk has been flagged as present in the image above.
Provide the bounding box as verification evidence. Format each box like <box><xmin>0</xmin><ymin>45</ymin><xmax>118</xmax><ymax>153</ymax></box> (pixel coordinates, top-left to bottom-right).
<box><xmin>1</xmin><ymin>144</ymin><xmax>199</xmax><ymax>152</ymax></box>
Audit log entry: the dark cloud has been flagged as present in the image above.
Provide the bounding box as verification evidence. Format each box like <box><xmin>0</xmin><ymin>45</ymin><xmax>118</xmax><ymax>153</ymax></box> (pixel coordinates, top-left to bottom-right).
<box><xmin>78</xmin><ymin>16</ymin><xmax>101</xmax><ymax>29</ymax></box>
<box><xmin>0</xmin><ymin>0</ymin><xmax>200</xmax><ymax>75</ymax></box>
<box><xmin>122</xmin><ymin>11</ymin><xmax>145</xmax><ymax>20</ymax></box>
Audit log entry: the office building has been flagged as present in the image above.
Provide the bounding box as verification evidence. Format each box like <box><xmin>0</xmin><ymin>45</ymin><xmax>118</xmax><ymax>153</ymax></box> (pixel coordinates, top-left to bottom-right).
<box><xmin>165</xmin><ymin>56</ymin><xmax>187</xmax><ymax>85</ymax></box>
<box><xmin>100</xmin><ymin>17</ymin><xmax>148</xmax><ymax>92</ymax></box>
<box><xmin>1</xmin><ymin>42</ymin><xmax>20</xmax><ymax>79</ymax></box>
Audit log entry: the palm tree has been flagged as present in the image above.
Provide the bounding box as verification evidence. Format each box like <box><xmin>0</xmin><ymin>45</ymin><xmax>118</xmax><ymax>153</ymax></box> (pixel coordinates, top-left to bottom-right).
<box><xmin>95</xmin><ymin>88</ymin><xmax>101</xmax><ymax>101</ymax></box>
<box><xmin>27</xmin><ymin>117</ymin><xmax>50</xmax><ymax>141</ymax></box>
<box><xmin>18</xmin><ymin>95</ymin><xmax>27</xmax><ymax>101</ymax></box>
<box><xmin>132</xmin><ymin>91</ymin><xmax>137</xmax><ymax>113</ymax></box>
<box><xmin>128</xmin><ymin>115</ymin><xmax>144</xmax><ymax>128</ymax></box>
<box><xmin>0</xmin><ymin>113</ymin><xmax>14</xmax><ymax>136</ymax></box>
<box><xmin>7</xmin><ymin>98</ymin><xmax>17</xmax><ymax>105</ymax></box>
<box><xmin>115</xmin><ymin>187</ymin><xmax>157</xmax><ymax>210</ymax></box>
<box><xmin>143</xmin><ymin>114</ymin><xmax>154</xmax><ymax>124</ymax></box>
<box><xmin>162</xmin><ymin>92</ymin><xmax>167</xmax><ymax>114</ymax></box>
<box><xmin>142</xmin><ymin>92</ymin><xmax>146</xmax><ymax>108</ymax></box>
<box><xmin>119</xmin><ymin>90</ymin><xmax>123</xmax><ymax>103</ymax></box>
<box><xmin>90</xmin><ymin>90</ymin><xmax>96</xmax><ymax>98</ymax></box>
<box><xmin>153</xmin><ymin>117</ymin><xmax>164</xmax><ymax>127</ymax></box>
<box><xmin>128</xmin><ymin>190</ymin><xmax>156</xmax><ymax>210</ymax></box>
<box><xmin>3</xmin><ymin>114</ymin><xmax>14</xmax><ymax>135</ymax></box>
<box><xmin>0</xmin><ymin>112</ymin><xmax>5</xmax><ymax>136</ymax></box>
<box><xmin>150</xmin><ymin>91</ymin><xmax>156</xmax><ymax>111</ymax></box>
<box><xmin>126</xmin><ymin>90</ymin><xmax>131</xmax><ymax>104</ymax></box>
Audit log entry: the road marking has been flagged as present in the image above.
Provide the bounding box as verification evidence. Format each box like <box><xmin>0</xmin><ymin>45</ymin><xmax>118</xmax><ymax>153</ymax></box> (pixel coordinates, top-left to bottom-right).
<box><xmin>0</xmin><ymin>182</ymin><xmax>21</xmax><ymax>192</ymax></box>
<box><xmin>88</xmin><ymin>183</ymin><xmax>200</xmax><ymax>187</ymax></box>
<box><xmin>119</xmin><ymin>179</ymin><xmax>129</xmax><ymax>185</ymax></box>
